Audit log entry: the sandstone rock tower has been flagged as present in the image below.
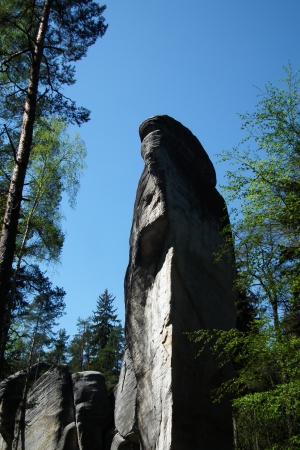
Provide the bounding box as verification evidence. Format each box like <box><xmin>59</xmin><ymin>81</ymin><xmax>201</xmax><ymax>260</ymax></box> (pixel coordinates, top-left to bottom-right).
<box><xmin>112</xmin><ymin>115</ymin><xmax>237</xmax><ymax>450</ymax></box>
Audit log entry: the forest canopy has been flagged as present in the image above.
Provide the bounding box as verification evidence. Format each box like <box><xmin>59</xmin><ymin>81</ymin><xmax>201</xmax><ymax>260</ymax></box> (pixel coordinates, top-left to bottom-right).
<box><xmin>0</xmin><ymin>0</ymin><xmax>107</xmax><ymax>375</ymax></box>
<box><xmin>190</xmin><ymin>63</ymin><xmax>300</xmax><ymax>449</ymax></box>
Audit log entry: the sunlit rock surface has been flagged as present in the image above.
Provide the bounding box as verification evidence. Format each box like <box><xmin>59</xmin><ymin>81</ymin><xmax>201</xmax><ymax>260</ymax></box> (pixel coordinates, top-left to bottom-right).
<box><xmin>114</xmin><ymin>346</ymin><xmax>138</xmax><ymax>442</ymax></box>
<box><xmin>0</xmin><ymin>366</ymin><xmax>113</xmax><ymax>450</ymax></box>
<box><xmin>0</xmin><ymin>115</ymin><xmax>237</xmax><ymax>450</ymax></box>
<box><xmin>113</xmin><ymin>115</ymin><xmax>237</xmax><ymax>449</ymax></box>
<box><xmin>18</xmin><ymin>365</ymin><xmax>75</xmax><ymax>450</ymax></box>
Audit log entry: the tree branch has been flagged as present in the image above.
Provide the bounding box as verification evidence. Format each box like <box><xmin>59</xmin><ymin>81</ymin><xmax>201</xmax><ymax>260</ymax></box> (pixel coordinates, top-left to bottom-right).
<box><xmin>1</xmin><ymin>48</ymin><xmax>31</xmax><ymax>67</ymax></box>
<box><xmin>4</xmin><ymin>125</ymin><xmax>17</xmax><ymax>162</ymax></box>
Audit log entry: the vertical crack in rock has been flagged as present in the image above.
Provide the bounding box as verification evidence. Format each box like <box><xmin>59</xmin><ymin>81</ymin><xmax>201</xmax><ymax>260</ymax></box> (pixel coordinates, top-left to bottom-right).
<box><xmin>114</xmin><ymin>115</ymin><xmax>237</xmax><ymax>450</ymax></box>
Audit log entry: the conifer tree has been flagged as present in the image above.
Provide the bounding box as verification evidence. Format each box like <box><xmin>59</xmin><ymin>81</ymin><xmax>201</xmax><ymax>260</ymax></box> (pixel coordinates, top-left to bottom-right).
<box><xmin>68</xmin><ymin>317</ymin><xmax>93</xmax><ymax>372</ymax></box>
<box><xmin>0</xmin><ymin>117</ymin><xmax>86</xmax><ymax>374</ymax></box>
<box><xmin>92</xmin><ymin>322</ymin><xmax>124</xmax><ymax>391</ymax></box>
<box><xmin>45</xmin><ymin>328</ymin><xmax>69</xmax><ymax>364</ymax></box>
<box><xmin>2</xmin><ymin>265</ymin><xmax>65</xmax><ymax>378</ymax></box>
<box><xmin>70</xmin><ymin>290</ymin><xmax>125</xmax><ymax>390</ymax></box>
<box><xmin>91</xmin><ymin>290</ymin><xmax>120</xmax><ymax>349</ymax></box>
<box><xmin>0</xmin><ymin>0</ymin><xmax>107</xmax><ymax>346</ymax></box>
<box><xmin>11</xmin><ymin>273</ymin><xmax>65</xmax><ymax>448</ymax></box>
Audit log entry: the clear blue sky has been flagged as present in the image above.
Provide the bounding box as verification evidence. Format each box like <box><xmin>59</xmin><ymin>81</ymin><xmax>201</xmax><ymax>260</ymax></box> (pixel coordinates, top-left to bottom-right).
<box><xmin>49</xmin><ymin>0</ymin><xmax>300</xmax><ymax>337</ymax></box>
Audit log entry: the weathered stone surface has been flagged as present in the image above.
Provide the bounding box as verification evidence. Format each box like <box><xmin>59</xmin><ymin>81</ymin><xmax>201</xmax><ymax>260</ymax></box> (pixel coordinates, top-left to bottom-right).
<box><xmin>0</xmin><ymin>433</ymin><xmax>6</xmax><ymax>450</ymax></box>
<box><xmin>114</xmin><ymin>346</ymin><xmax>138</xmax><ymax>442</ymax></box>
<box><xmin>0</xmin><ymin>363</ymin><xmax>55</xmax><ymax>450</ymax></box>
<box><xmin>57</xmin><ymin>422</ymin><xmax>78</xmax><ymax>450</ymax></box>
<box><xmin>13</xmin><ymin>365</ymin><xmax>76</xmax><ymax>450</ymax></box>
<box><xmin>72</xmin><ymin>371</ymin><xmax>113</xmax><ymax>450</ymax></box>
<box><xmin>0</xmin><ymin>369</ymin><xmax>27</xmax><ymax>450</ymax></box>
<box><xmin>116</xmin><ymin>115</ymin><xmax>237</xmax><ymax>449</ymax></box>
<box><xmin>110</xmin><ymin>433</ymin><xmax>139</xmax><ymax>450</ymax></box>
<box><xmin>0</xmin><ymin>366</ymin><xmax>113</xmax><ymax>450</ymax></box>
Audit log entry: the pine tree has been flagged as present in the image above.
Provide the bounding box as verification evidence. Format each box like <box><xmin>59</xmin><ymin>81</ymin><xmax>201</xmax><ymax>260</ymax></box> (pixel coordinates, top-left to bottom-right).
<box><xmin>2</xmin><ymin>265</ymin><xmax>65</xmax><ymax>378</ymax></box>
<box><xmin>91</xmin><ymin>290</ymin><xmax>120</xmax><ymax>349</ymax></box>
<box><xmin>68</xmin><ymin>317</ymin><xmax>93</xmax><ymax>372</ymax></box>
<box><xmin>45</xmin><ymin>328</ymin><xmax>69</xmax><ymax>364</ymax></box>
<box><xmin>93</xmin><ymin>323</ymin><xmax>124</xmax><ymax>391</ymax></box>
<box><xmin>90</xmin><ymin>290</ymin><xmax>124</xmax><ymax>390</ymax></box>
<box><xmin>0</xmin><ymin>0</ymin><xmax>107</xmax><ymax>349</ymax></box>
<box><xmin>0</xmin><ymin>118</ymin><xmax>86</xmax><ymax>374</ymax></box>
<box><xmin>67</xmin><ymin>293</ymin><xmax>124</xmax><ymax>388</ymax></box>
<box><xmin>8</xmin><ymin>271</ymin><xmax>66</xmax><ymax>449</ymax></box>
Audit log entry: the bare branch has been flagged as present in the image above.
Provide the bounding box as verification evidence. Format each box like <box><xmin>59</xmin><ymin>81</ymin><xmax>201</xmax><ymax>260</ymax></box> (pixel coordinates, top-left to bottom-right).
<box><xmin>1</xmin><ymin>48</ymin><xmax>31</xmax><ymax>67</ymax></box>
<box><xmin>4</xmin><ymin>125</ymin><xmax>17</xmax><ymax>162</ymax></box>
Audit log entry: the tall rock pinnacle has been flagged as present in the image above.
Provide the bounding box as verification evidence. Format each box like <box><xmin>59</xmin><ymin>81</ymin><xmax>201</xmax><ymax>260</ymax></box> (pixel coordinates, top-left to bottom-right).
<box><xmin>112</xmin><ymin>115</ymin><xmax>237</xmax><ymax>450</ymax></box>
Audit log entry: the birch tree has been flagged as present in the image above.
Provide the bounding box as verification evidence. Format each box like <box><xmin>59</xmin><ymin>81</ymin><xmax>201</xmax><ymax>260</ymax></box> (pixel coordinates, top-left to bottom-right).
<box><xmin>0</xmin><ymin>117</ymin><xmax>86</xmax><ymax>373</ymax></box>
<box><xmin>0</xmin><ymin>0</ymin><xmax>107</xmax><ymax>344</ymax></box>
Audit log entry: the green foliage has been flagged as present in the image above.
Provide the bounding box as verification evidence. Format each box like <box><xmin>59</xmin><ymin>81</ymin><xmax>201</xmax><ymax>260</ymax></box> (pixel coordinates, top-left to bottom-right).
<box><xmin>90</xmin><ymin>290</ymin><xmax>124</xmax><ymax>390</ymax></box>
<box><xmin>0</xmin><ymin>0</ymin><xmax>107</xmax><ymax>128</ymax></box>
<box><xmin>68</xmin><ymin>291</ymin><xmax>125</xmax><ymax>391</ymax></box>
<box><xmin>0</xmin><ymin>117</ymin><xmax>86</xmax><ymax>375</ymax></box>
<box><xmin>68</xmin><ymin>317</ymin><xmax>93</xmax><ymax>372</ymax></box>
<box><xmin>92</xmin><ymin>323</ymin><xmax>125</xmax><ymax>391</ymax></box>
<box><xmin>91</xmin><ymin>290</ymin><xmax>120</xmax><ymax>348</ymax></box>
<box><xmin>45</xmin><ymin>328</ymin><xmax>69</xmax><ymax>364</ymax></box>
<box><xmin>217</xmin><ymin>63</ymin><xmax>300</xmax><ymax>327</ymax></box>
<box><xmin>15</xmin><ymin>117</ymin><xmax>86</xmax><ymax>265</ymax></box>
<box><xmin>0</xmin><ymin>0</ymin><xmax>107</xmax><ymax>362</ymax></box>
<box><xmin>189</xmin><ymin>64</ymin><xmax>300</xmax><ymax>449</ymax></box>
<box><xmin>3</xmin><ymin>266</ymin><xmax>66</xmax><ymax>378</ymax></box>
<box><xmin>189</xmin><ymin>323</ymin><xmax>300</xmax><ymax>449</ymax></box>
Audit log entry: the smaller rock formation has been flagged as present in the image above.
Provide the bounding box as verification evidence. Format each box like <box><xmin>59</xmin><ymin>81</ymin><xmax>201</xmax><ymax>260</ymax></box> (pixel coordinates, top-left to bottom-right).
<box><xmin>18</xmin><ymin>365</ymin><xmax>75</xmax><ymax>450</ymax></box>
<box><xmin>72</xmin><ymin>371</ymin><xmax>112</xmax><ymax>450</ymax></box>
<box><xmin>0</xmin><ymin>367</ymin><xmax>30</xmax><ymax>450</ymax></box>
<box><xmin>0</xmin><ymin>365</ymin><xmax>114</xmax><ymax>450</ymax></box>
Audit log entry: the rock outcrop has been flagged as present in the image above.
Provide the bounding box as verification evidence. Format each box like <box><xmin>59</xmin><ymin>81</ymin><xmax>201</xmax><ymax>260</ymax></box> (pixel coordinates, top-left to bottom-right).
<box><xmin>72</xmin><ymin>371</ymin><xmax>113</xmax><ymax>450</ymax></box>
<box><xmin>113</xmin><ymin>115</ymin><xmax>237</xmax><ymax>449</ymax></box>
<box><xmin>0</xmin><ymin>115</ymin><xmax>237</xmax><ymax>450</ymax></box>
<box><xmin>112</xmin><ymin>346</ymin><xmax>139</xmax><ymax>448</ymax></box>
<box><xmin>0</xmin><ymin>365</ymin><xmax>113</xmax><ymax>450</ymax></box>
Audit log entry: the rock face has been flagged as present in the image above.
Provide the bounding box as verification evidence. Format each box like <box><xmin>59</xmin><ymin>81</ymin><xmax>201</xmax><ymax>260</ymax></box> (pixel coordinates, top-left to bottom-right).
<box><xmin>16</xmin><ymin>365</ymin><xmax>76</xmax><ymax>450</ymax></box>
<box><xmin>0</xmin><ymin>115</ymin><xmax>237</xmax><ymax>450</ymax></box>
<box><xmin>72</xmin><ymin>371</ymin><xmax>113</xmax><ymax>450</ymax></box>
<box><xmin>0</xmin><ymin>365</ymin><xmax>113</xmax><ymax>450</ymax></box>
<box><xmin>113</xmin><ymin>346</ymin><xmax>139</xmax><ymax>447</ymax></box>
<box><xmin>114</xmin><ymin>115</ymin><xmax>237</xmax><ymax>449</ymax></box>
<box><xmin>0</xmin><ymin>368</ymin><xmax>29</xmax><ymax>450</ymax></box>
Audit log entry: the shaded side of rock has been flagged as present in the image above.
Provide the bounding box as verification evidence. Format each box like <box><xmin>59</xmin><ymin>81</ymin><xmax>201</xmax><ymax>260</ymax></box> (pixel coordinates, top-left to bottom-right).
<box><xmin>0</xmin><ymin>370</ymin><xmax>27</xmax><ymax>450</ymax></box>
<box><xmin>57</xmin><ymin>422</ymin><xmax>78</xmax><ymax>450</ymax></box>
<box><xmin>116</xmin><ymin>115</ymin><xmax>237</xmax><ymax>449</ymax></box>
<box><xmin>110</xmin><ymin>433</ymin><xmax>140</xmax><ymax>450</ymax></box>
<box><xmin>72</xmin><ymin>371</ymin><xmax>113</xmax><ymax>450</ymax></box>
